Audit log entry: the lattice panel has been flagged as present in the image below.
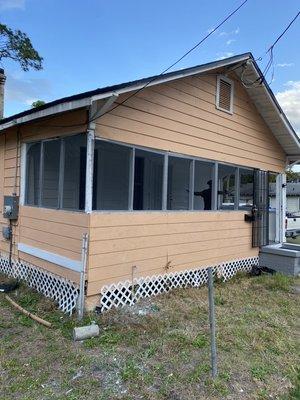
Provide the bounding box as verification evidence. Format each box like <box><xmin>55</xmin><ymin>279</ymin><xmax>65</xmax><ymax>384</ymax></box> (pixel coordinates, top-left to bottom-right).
<box><xmin>0</xmin><ymin>253</ymin><xmax>79</xmax><ymax>314</ymax></box>
<box><xmin>100</xmin><ymin>256</ymin><xmax>259</xmax><ymax>312</ymax></box>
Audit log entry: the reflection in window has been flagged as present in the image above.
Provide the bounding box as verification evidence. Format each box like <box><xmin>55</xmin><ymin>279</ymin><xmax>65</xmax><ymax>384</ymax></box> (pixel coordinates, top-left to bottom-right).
<box><xmin>167</xmin><ymin>156</ymin><xmax>191</xmax><ymax>210</ymax></box>
<box><xmin>239</xmin><ymin>168</ymin><xmax>254</xmax><ymax>209</ymax></box>
<box><xmin>41</xmin><ymin>139</ymin><xmax>60</xmax><ymax>208</ymax></box>
<box><xmin>194</xmin><ymin>161</ymin><xmax>214</xmax><ymax>210</ymax></box>
<box><xmin>218</xmin><ymin>164</ymin><xmax>236</xmax><ymax>209</ymax></box>
<box><xmin>133</xmin><ymin>149</ymin><xmax>163</xmax><ymax>210</ymax></box>
<box><xmin>94</xmin><ymin>141</ymin><xmax>131</xmax><ymax>210</ymax></box>
<box><xmin>63</xmin><ymin>134</ymin><xmax>87</xmax><ymax>210</ymax></box>
<box><xmin>25</xmin><ymin>142</ymin><xmax>41</xmax><ymax>206</ymax></box>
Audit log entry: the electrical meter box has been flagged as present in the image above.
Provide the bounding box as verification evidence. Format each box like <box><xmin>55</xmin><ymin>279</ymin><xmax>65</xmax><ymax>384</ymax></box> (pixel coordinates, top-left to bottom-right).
<box><xmin>3</xmin><ymin>195</ymin><xmax>19</xmax><ymax>220</ymax></box>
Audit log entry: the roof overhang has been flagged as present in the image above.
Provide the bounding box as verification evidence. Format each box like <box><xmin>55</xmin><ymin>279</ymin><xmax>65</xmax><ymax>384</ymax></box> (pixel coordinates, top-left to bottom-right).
<box><xmin>0</xmin><ymin>52</ymin><xmax>299</xmax><ymax>159</ymax></box>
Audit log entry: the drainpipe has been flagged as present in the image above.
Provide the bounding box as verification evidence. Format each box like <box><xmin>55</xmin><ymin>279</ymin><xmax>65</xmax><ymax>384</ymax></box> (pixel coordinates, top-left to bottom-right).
<box><xmin>0</xmin><ymin>68</ymin><xmax>6</xmax><ymax>119</ymax></box>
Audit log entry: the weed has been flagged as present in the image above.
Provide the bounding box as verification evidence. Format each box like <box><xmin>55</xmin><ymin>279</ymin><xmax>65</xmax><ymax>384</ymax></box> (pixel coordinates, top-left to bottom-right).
<box><xmin>250</xmin><ymin>365</ymin><xmax>273</xmax><ymax>381</ymax></box>
<box><xmin>192</xmin><ymin>334</ymin><xmax>208</xmax><ymax>348</ymax></box>
<box><xmin>187</xmin><ymin>364</ymin><xmax>210</xmax><ymax>382</ymax></box>
<box><xmin>121</xmin><ymin>360</ymin><xmax>139</xmax><ymax>381</ymax></box>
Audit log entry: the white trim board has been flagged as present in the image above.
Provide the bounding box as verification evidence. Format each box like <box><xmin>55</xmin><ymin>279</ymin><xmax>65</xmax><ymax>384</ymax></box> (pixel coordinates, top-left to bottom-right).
<box><xmin>18</xmin><ymin>243</ymin><xmax>82</xmax><ymax>272</ymax></box>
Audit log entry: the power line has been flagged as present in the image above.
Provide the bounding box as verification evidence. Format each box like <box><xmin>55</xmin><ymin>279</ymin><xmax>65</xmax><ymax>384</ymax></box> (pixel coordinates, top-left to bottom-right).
<box><xmin>266</xmin><ymin>11</ymin><xmax>300</xmax><ymax>53</ymax></box>
<box><xmin>32</xmin><ymin>0</ymin><xmax>248</xmax><ymax>129</ymax></box>
<box><xmin>88</xmin><ymin>0</ymin><xmax>248</xmax><ymax>123</ymax></box>
<box><xmin>243</xmin><ymin>11</ymin><xmax>300</xmax><ymax>87</ymax></box>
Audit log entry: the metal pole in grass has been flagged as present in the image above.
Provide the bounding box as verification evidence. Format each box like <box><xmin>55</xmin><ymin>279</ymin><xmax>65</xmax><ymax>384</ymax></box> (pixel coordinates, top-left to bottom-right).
<box><xmin>208</xmin><ymin>267</ymin><xmax>218</xmax><ymax>378</ymax></box>
<box><xmin>78</xmin><ymin>233</ymin><xmax>88</xmax><ymax>321</ymax></box>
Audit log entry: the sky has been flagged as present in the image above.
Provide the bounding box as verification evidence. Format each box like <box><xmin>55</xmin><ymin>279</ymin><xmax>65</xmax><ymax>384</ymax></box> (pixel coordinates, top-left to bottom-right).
<box><xmin>0</xmin><ymin>0</ymin><xmax>299</xmax><ymax>135</ymax></box>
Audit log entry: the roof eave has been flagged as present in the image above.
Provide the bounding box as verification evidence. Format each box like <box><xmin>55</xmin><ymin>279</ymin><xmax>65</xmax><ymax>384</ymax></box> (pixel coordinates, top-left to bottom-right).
<box><xmin>0</xmin><ymin>53</ymin><xmax>252</xmax><ymax>131</ymax></box>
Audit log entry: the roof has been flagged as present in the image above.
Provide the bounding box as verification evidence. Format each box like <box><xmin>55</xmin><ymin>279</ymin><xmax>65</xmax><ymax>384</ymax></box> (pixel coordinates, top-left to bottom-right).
<box><xmin>1</xmin><ymin>52</ymin><xmax>299</xmax><ymax>158</ymax></box>
<box><xmin>269</xmin><ymin>182</ymin><xmax>300</xmax><ymax>196</ymax></box>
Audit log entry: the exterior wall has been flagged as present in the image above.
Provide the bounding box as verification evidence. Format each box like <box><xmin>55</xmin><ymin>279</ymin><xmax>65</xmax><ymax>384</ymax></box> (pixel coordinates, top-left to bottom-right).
<box><xmin>18</xmin><ymin>206</ymin><xmax>88</xmax><ymax>283</ymax></box>
<box><xmin>0</xmin><ymin>109</ymin><xmax>88</xmax><ymax>284</ymax></box>
<box><xmin>0</xmin><ymin>72</ymin><xmax>288</xmax><ymax>306</ymax></box>
<box><xmin>88</xmin><ymin>211</ymin><xmax>258</xmax><ymax>296</ymax></box>
<box><xmin>95</xmin><ymin>73</ymin><xmax>286</xmax><ymax>172</ymax></box>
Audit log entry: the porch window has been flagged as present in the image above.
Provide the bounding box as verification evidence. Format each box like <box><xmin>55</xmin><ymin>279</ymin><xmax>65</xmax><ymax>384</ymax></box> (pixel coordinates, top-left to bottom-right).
<box><xmin>24</xmin><ymin>134</ymin><xmax>86</xmax><ymax>210</ymax></box>
<box><xmin>194</xmin><ymin>160</ymin><xmax>214</xmax><ymax>210</ymax></box>
<box><xmin>93</xmin><ymin>141</ymin><xmax>131</xmax><ymax>210</ymax></box>
<box><xmin>41</xmin><ymin>139</ymin><xmax>61</xmax><ymax>208</ymax></box>
<box><xmin>133</xmin><ymin>149</ymin><xmax>164</xmax><ymax>210</ymax></box>
<box><xmin>239</xmin><ymin>168</ymin><xmax>254</xmax><ymax>209</ymax></box>
<box><xmin>25</xmin><ymin>142</ymin><xmax>41</xmax><ymax>206</ymax></box>
<box><xmin>218</xmin><ymin>164</ymin><xmax>236</xmax><ymax>210</ymax></box>
<box><xmin>167</xmin><ymin>156</ymin><xmax>191</xmax><ymax>210</ymax></box>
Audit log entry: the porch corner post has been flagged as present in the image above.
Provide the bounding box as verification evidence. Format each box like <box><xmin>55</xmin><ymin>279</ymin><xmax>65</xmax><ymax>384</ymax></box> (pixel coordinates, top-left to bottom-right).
<box><xmin>275</xmin><ymin>173</ymin><xmax>286</xmax><ymax>244</ymax></box>
<box><xmin>85</xmin><ymin>121</ymin><xmax>95</xmax><ymax>214</ymax></box>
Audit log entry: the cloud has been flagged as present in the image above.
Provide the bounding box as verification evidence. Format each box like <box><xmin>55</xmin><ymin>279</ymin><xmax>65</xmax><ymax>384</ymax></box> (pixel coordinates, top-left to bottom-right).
<box><xmin>216</xmin><ymin>52</ymin><xmax>234</xmax><ymax>60</ymax></box>
<box><xmin>0</xmin><ymin>0</ymin><xmax>25</xmax><ymax>10</ymax></box>
<box><xmin>5</xmin><ymin>73</ymin><xmax>51</xmax><ymax>107</ymax></box>
<box><xmin>276</xmin><ymin>62</ymin><xmax>294</xmax><ymax>68</ymax></box>
<box><xmin>276</xmin><ymin>81</ymin><xmax>300</xmax><ymax>134</ymax></box>
<box><xmin>226</xmin><ymin>39</ymin><xmax>235</xmax><ymax>46</ymax></box>
<box><xmin>218</xmin><ymin>27</ymin><xmax>240</xmax><ymax>37</ymax></box>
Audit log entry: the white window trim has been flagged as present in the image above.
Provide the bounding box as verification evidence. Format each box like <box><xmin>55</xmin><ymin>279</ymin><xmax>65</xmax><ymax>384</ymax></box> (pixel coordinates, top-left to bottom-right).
<box><xmin>216</xmin><ymin>75</ymin><xmax>234</xmax><ymax>114</ymax></box>
<box><xmin>20</xmin><ymin>142</ymin><xmax>27</xmax><ymax>206</ymax></box>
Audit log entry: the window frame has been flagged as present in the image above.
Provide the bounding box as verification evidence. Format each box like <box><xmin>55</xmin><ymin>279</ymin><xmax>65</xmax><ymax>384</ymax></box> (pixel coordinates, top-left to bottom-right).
<box><xmin>238</xmin><ymin>167</ymin><xmax>255</xmax><ymax>210</ymax></box>
<box><xmin>216</xmin><ymin>75</ymin><xmax>234</xmax><ymax>114</ymax></box>
<box><xmin>22</xmin><ymin>134</ymin><xmax>255</xmax><ymax>214</ymax></box>
<box><xmin>23</xmin><ymin>133</ymin><xmax>86</xmax><ymax>212</ymax></box>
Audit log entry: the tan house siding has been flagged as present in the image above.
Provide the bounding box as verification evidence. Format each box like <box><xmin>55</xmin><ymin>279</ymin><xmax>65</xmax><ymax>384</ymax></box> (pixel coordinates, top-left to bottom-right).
<box><xmin>0</xmin><ymin>71</ymin><xmax>288</xmax><ymax>306</ymax></box>
<box><xmin>0</xmin><ymin>109</ymin><xmax>88</xmax><ymax>282</ymax></box>
<box><xmin>94</xmin><ymin>73</ymin><xmax>285</xmax><ymax>172</ymax></box>
<box><xmin>88</xmin><ymin>211</ymin><xmax>258</xmax><ymax>296</ymax></box>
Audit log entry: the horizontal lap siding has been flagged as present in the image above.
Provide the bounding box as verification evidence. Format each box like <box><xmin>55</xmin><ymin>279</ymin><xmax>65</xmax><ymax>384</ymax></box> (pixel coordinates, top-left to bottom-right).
<box><xmin>95</xmin><ymin>73</ymin><xmax>285</xmax><ymax>172</ymax></box>
<box><xmin>1</xmin><ymin>110</ymin><xmax>88</xmax><ymax>282</ymax></box>
<box><xmin>18</xmin><ymin>206</ymin><xmax>89</xmax><ymax>281</ymax></box>
<box><xmin>88</xmin><ymin>212</ymin><xmax>258</xmax><ymax>295</ymax></box>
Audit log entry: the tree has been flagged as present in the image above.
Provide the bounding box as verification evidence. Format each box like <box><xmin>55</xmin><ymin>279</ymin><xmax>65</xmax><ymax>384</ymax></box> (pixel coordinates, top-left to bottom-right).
<box><xmin>31</xmin><ymin>100</ymin><xmax>45</xmax><ymax>108</ymax></box>
<box><xmin>286</xmin><ymin>167</ymin><xmax>300</xmax><ymax>183</ymax></box>
<box><xmin>0</xmin><ymin>23</ymin><xmax>43</xmax><ymax>71</ymax></box>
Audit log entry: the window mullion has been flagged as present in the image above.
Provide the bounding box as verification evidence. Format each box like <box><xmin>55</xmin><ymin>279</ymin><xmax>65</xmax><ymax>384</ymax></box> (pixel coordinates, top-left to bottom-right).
<box><xmin>162</xmin><ymin>154</ymin><xmax>168</xmax><ymax>210</ymax></box>
<box><xmin>189</xmin><ymin>160</ymin><xmax>195</xmax><ymax>210</ymax></box>
<box><xmin>128</xmin><ymin>147</ymin><xmax>135</xmax><ymax>211</ymax></box>
<box><xmin>58</xmin><ymin>139</ymin><xmax>65</xmax><ymax>209</ymax></box>
<box><xmin>38</xmin><ymin>141</ymin><xmax>44</xmax><ymax>207</ymax></box>
<box><xmin>235</xmin><ymin>167</ymin><xmax>240</xmax><ymax>210</ymax></box>
<box><xmin>212</xmin><ymin>162</ymin><xmax>218</xmax><ymax>210</ymax></box>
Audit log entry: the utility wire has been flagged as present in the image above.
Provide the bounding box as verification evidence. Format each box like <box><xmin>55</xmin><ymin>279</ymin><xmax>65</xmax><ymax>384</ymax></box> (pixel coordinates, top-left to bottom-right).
<box><xmin>33</xmin><ymin>0</ymin><xmax>248</xmax><ymax>129</ymax></box>
<box><xmin>242</xmin><ymin>10</ymin><xmax>300</xmax><ymax>87</ymax></box>
<box><xmin>89</xmin><ymin>0</ymin><xmax>248</xmax><ymax>123</ymax></box>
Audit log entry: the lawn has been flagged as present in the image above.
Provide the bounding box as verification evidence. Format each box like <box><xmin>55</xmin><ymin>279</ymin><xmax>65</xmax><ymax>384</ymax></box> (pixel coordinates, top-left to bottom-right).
<box><xmin>0</xmin><ymin>272</ymin><xmax>299</xmax><ymax>400</ymax></box>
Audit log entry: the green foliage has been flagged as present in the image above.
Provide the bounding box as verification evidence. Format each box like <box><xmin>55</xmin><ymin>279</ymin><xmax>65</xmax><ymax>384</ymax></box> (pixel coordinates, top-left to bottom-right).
<box><xmin>31</xmin><ymin>100</ymin><xmax>45</xmax><ymax>108</ymax></box>
<box><xmin>0</xmin><ymin>23</ymin><xmax>43</xmax><ymax>71</ymax></box>
<box><xmin>121</xmin><ymin>360</ymin><xmax>139</xmax><ymax>381</ymax></box>
<box><xmin>286</xmin><ymin>167</ymin><xmax>300</xmax><ymax>183</ymax></box>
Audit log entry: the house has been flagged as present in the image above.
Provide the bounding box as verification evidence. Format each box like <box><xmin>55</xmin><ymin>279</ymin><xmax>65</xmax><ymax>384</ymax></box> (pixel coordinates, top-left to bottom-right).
<box><xmin>270</xmin><ymin>182</ymin><xmax>300</xmax><ymax>213</ymax></box>
<box><xmin>0</xmin><ymin>53</ymin><xmax>299</xmax><ymax>314</ymax></box>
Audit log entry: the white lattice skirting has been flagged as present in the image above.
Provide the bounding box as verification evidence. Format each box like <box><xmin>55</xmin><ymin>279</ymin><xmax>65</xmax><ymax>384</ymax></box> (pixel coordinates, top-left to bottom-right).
<box><xmin>0</xmin><ymin>253</ymin><xmax>79</xmax><ymax>314</ymax></box>
<box><xmin>100</xmin><ymin>256</ymin><xmax>259</xmax><ymax>312</ymax></box>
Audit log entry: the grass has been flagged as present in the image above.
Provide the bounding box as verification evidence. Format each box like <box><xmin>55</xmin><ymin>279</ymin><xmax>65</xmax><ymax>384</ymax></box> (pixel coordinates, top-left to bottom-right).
<box><xmin>0</xmin><ymin>272</ymin><xmax>299</xmax><ymax>399</ymax></box>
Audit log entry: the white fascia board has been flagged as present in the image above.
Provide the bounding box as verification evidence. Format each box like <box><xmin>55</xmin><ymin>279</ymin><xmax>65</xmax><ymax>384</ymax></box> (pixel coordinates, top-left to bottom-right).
<box><xmin>1</xmin><ymin>55</ymin><xmax>251</xmax><ymax>132</ymax></box>
<box><xmin>91</xmin><ymin>55</ymin><xmax>251</xmax><ymax>102</ymax></box>
<box><xmin>246</xmin><ymin>63</ymin><xmax>300</xmax><ymax>153</ymax></box>
<box><xmin>18</xmin><ymin>242</ymin><xmax>82</xmax><ymax>272</ymax></box>
<box><xmin>0</xmin><ymin>98</ymin><xmax>91</xmax><ymax>131</ymax></box>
